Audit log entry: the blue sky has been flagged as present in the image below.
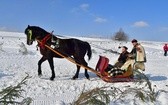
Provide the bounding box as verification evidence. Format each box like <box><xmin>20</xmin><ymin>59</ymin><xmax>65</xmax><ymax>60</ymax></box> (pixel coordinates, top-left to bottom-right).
<box><xmin>0</xmin><ymin>0</ymin><xmax>168</xmax><ymax>41</ymax></box>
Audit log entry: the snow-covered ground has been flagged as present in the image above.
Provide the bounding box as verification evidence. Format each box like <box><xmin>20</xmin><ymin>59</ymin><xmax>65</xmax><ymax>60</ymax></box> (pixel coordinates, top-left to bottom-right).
<box><xmin>0</xmin><ymin>31</ymin><xmax>168</xmax><ymax>105</ymax></box>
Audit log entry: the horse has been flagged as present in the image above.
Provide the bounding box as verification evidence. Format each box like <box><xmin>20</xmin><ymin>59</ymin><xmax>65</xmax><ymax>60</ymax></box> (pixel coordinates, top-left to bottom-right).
<box><xmin>24</xmin><ymin>25</ymin><xmax>92</xmax><ymax>80</ymax></box>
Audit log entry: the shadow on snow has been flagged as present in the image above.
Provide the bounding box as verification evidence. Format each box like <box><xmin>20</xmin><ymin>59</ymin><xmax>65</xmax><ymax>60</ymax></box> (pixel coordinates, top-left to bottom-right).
<box><xmin>0</xmin><ymin>72</ymin><xmax>13</xmax><ymax>79</ymax></box>
<box><xmin>146</xmin><ymin>74</ymin><xmax>167</xmax><ymax>81</ymax></box>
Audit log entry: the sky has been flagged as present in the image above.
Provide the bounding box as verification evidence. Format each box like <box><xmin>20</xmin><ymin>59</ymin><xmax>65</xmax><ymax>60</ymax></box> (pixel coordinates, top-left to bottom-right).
<box><xmin>0</xmin><ymin>0</ymin><xmax>168</xmax><ymax>41</ymax></box>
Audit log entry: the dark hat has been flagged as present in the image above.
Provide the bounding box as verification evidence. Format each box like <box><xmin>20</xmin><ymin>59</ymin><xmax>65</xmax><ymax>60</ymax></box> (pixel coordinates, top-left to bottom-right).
<box><xmin>131</xmin><ymin>39</ymin><xmax>138</xmax><ymax>43</ymax></box>
<box><xmin>122</xmin><ymin>46</ymin><xmax>128</xmax><ymax>50</ymax></box>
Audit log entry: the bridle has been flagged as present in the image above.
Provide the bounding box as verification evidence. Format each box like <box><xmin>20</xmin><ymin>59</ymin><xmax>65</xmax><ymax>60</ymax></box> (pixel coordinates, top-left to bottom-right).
<box><xmin>27</xmin><ymin>29</ymin><xmax>52</xmax><ymax>49</ymax></box>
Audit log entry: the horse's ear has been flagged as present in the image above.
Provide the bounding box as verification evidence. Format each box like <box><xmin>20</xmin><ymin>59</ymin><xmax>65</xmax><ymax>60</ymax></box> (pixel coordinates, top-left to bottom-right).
<box><xmin>28</xmin><ymin>25</ymin><xmax>30</xmax><ymax>28</ymax></box>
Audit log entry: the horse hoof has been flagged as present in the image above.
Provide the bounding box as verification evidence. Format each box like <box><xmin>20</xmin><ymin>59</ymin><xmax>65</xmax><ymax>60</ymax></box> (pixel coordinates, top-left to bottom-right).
<box><xmin>85</xmin><ymin>75</ymin><xmax>90</xmax><ymax>80</ymax></box>
<box><xmin>72</xmin><ymin>76</ymin><xmax>78</xmax><ymax>80</ymax></box>
<box><xmin>86</xmin><ymin>76</ymin><xmax>90</xmax><ymax>80</ymax></box>
<box><xmin>50</xmin><ymin>77</ymin><xmax>55</xmax><ymax>81</ymax></box>
<box><xmin>38</xmin><ymin>74</ymin><xmax>42</xmax><ymax>77</ymax></box>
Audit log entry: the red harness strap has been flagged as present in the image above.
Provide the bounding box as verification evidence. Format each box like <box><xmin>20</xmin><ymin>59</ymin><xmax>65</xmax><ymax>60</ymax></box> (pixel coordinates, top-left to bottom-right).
<box><xmin>39</xmin><ymin>34</ymin><xmax>51</xmax><ymax>49</ymax></box>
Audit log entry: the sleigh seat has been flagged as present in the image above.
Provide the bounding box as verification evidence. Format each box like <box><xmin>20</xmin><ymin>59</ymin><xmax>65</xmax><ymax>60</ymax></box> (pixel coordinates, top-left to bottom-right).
<box><xmin>95</xmin><ymin>56</ymin><xmax>134</xmax><ymax>82</ymax></box>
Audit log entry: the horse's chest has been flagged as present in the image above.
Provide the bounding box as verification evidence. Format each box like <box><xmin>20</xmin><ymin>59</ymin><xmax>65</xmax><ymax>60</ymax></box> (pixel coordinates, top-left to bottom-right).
<box><xmin>40</xmin><ymin>48</ymin><xmax>47</xmax><ymax>55</ymax></box>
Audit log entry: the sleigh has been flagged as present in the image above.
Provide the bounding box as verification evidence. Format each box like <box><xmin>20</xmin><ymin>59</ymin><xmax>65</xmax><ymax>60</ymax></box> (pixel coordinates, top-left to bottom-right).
<box><xmin>95</xmin><ymin>56</ymin><xmax>134</xmax><ymax>82</ymax></box>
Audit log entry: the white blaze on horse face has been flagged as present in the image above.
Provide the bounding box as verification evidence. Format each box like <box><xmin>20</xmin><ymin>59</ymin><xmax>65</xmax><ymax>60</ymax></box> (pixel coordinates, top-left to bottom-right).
<box><xmin>27</xmin><ymin>29</ymin><xmax>33</xmax><ymax>45</ymax></box>
<box><xmin>28</xmin><ymin>29</ymin><xmax>32</xmax><ymax>41</ymax></box>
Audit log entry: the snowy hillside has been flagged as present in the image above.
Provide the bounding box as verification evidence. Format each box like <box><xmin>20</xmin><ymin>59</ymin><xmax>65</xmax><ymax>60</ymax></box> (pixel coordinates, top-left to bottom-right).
<box><xmin>0</xmin><ymin>31</ymin><xmax>168</xmax><ymax>105</ymax></box>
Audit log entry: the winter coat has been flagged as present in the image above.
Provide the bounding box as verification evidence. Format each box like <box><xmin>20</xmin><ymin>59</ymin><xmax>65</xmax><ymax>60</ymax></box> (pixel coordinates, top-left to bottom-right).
<box><xmin>130</xmin><ymin>44</ymin><xmax>146</xmax><ymax>63</ymax></box>
<box><xmin>114</xmin><ymin>51</ymin><xmax>129</xmax><ymax>68</ymax></box>
<box><xmin>118</xmin><ymin>51</ymin><xmax>129</xmax><ymax>63</ymax></box>
<box><xmin>163</xmin><ymin>45</ymin><xmax>168</xmax><ymax>51</ymax></box>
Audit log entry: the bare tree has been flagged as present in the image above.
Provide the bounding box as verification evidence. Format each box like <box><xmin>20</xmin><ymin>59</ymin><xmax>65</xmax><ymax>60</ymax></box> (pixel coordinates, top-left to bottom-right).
<box><xmin>112</xmin><ymin>28</ymin><xmax>129</xmax><ymax>41</ymax></box>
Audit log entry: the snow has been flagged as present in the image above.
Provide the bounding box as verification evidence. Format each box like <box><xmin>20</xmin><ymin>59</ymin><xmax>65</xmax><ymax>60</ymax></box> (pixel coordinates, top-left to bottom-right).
<box><xmin>0</xmin><ymin>31</ymin><xmax>168</xmax><ymax>105</ymax></box>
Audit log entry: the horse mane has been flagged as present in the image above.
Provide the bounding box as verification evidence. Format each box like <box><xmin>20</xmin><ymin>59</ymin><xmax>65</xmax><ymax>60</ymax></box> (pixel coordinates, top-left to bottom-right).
<box><xmin>29</xmin><ymin>26</ymin><xmax>49</xmax><ymax>34</ymax></box>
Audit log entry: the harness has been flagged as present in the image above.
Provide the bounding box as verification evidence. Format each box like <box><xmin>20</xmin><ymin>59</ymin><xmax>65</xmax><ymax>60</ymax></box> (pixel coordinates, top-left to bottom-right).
<box><xmin>37</xmin><ymin>31</ymin><xmax>60</xmax><ymax>50</ymax></box>
<box><xmin>38</xmin><ymin>34</ymin><xmax>51</xmax><ymax>49</ymax></box>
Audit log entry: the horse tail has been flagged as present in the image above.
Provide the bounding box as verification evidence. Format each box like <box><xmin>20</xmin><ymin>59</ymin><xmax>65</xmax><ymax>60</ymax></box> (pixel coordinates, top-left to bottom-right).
<box><xmin>86</xmin><ymin>42</ymin><xmax>92</xmax><ymax>60</ymax></box>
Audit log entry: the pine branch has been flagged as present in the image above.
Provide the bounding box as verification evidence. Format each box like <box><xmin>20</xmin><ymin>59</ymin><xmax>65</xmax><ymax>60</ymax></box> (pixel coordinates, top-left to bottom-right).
<box><xmin>0</xmin><ymin>74</ymin><xmax>32</xmax><ymax>105</ymax></box>
<box><xmin>72</xmin><ymin>71</ymin><xmax>168</xmax><ymax>104</ymax></box>
<box><xmin>73</xmin><ymin>87</ymin><xmax>110</xmax><ymax>105</ymax></box>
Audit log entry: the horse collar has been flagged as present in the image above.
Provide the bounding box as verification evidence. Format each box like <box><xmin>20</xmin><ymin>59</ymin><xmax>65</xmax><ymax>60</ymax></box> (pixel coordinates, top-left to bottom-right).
<box><xmin>39</xmin><ymin>34</ymin><xmax>51</xmax><ymax>49</ymax></box>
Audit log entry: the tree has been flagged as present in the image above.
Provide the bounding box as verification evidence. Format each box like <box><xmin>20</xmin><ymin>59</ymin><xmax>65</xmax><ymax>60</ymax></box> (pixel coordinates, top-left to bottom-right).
<box><xmin>112</xmin><ymin>28</ymin><xmax>129</xmax><ymax>41</ymax></box>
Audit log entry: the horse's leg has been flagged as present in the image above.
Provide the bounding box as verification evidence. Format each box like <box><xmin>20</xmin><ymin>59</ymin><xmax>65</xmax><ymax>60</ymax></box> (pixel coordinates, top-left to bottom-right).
<box><xmin>48</xmin><ymin>57</ymin><xmax>55</xmax><ymax>80</ymax></box>
<box><xmin>73</xmin><ymin>58</ymin><xmax>90</xmax><ymax>80</ymax></box>
<box><xmin>85</xmin><ymin>68</ymin><xmax>90</xmax><ymax>80</ymax></box>
<box><xmin>72</xmin><ymin>65</ymin><xmax>80</xmax><ymax>80</ymax></box>
<box><xmin>38</xmin><ymin>56</ymin><xmax>47</xmax><ymax>76</ymax></box>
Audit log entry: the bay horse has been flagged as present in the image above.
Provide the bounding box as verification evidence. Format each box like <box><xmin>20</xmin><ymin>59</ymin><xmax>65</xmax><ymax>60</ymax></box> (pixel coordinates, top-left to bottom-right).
<box><xmin>24</xmin><ymin>25</ymin><xmax>92</xmax><ymax>80</ymax></box>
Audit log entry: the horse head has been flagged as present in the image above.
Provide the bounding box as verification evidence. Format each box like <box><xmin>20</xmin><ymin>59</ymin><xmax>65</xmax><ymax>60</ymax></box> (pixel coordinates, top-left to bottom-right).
<box><xmin>25</xmin><ymin>25</ymin><xmax>49</xmax><ymax>45</ymax></box>
<box><xmin>25</xmin><ymin>25</ymin><xmax>35</xmax><ymax>45</ymax></box>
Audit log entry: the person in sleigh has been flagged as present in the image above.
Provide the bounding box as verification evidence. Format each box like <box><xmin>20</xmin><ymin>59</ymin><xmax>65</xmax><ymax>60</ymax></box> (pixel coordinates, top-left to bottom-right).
<box><xmin>114</xmin><ymin>46</ymin><xmax>129</xmax><ymax>68</ymax></box>
<box><xmin>105</xmin><ymin>46</ymin><xmax>131</xmax><ymax>77</ymax></box>
<box><xmin>107</xmin><ymin>39</ymin><xmax>146</xmax><ymax>77</ymax></box>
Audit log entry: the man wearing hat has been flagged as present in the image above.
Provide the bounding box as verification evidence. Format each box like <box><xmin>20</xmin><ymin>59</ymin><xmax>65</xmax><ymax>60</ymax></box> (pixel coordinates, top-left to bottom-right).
<box><xmin>129</xmin><ymin>39</ymin><xmax>146</xmax><ymax>71</ymax></box>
